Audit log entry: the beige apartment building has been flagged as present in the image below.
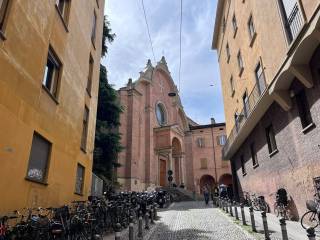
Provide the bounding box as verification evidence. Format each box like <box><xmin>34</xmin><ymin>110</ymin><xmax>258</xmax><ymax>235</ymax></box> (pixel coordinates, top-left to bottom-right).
<box><xmin>213</xmin><ymin>0</ymin><xmax>320</xmax><ymax>219</ymax></box>
<box><xmin>0</xmin><ymin>0</ymin><xmax>104</xmax><ymax>213</ymax></box>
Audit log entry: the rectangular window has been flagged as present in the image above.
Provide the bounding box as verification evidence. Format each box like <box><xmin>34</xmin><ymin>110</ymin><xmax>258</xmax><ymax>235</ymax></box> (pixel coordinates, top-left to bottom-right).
<box><xmin>240</xmin><ymin>155</ymin><xmax>246</xmax><ymax>175</ymax></box>
<box><xmin>81</xmin><ymin>106</ymin><xmax>89</xmax><ymax>151</ymax></box>
<box><xmin>266</xmin><ymin>124</ymin><xmax>277</xmax><ymax>154</ymax></box>
<box><xmin>200</xmin><ymin>158</ymin><xmax>208</xmax><ymax>169</ymax></box>
<box><xmin>250</xmin><ymin>143</ymin><xmax>258</xmax><ymax>166</ymax></box>
<box><xmin>222</xmin><ymin>16</ymin><xmax>226</xmax><ymax>33</ymax></box>
<box><xmin>234</xmin><ymin>112</ymin><xmax>240</xmax><ymax>132</ymax></box>
<box><xmin>91</xmin><ymin>11</ymin><xmax>97</xmax><ymax>44</ymax></box>
<box><xmin>75</xmin><ymin>163</ymin><xmax>85</xmax><ymax>194</ymax></box>
<box><xmin>226</xmin><ymin>43</ymin><xmax>230</xmax><ymax>62</ymax></box>
<box><xmin>237</xmin><ymin>51</ymin><xmax>244</xmax><ymax>73</ymax></box>
<box><xmin>55</xmin><ymin>0</ymin><xmax>70</xmax><ymax>24</ymax></box>
<box><xmin>87</xmin><ymin>55</ymin><xmax>94</xmax><ymax>95</ymax></box>
<box><xmin>230</xmin><ymin>76</ymin><xmax>235</xmax><ymax>95</ymax></box>
<box><xmin>26</xmin><ymin>133</ymin><xmax>51</xmax><ymax>183</ymax></box>
<box><xmin>243</xmin><ymin>91</ymin><xmax>249</xmax><ymax>117</ymax></box>
<box><xmin>255</xmin><ymin>62</ymin><xmax>266</xmax><ymax>95</ymax></box>
<box><xmin>217</xmin><ymin>135</ymin><xmax>227</xmax><ymax>146</ymax></box>
<box><xmin>232</xmin><ymin>14</ymin><xmax>238</xmax><ymax>35</ymax></box>
<box><xmin>0</xmin><ymin>0</ymin><xmax>9</xmax><ymax>30</ymax></box>
<box><xmin>197</xmin><ymin>138</ymin><xmax>205</xmax><ymax>148</ymax></box>
<box><xmin>296</xmin><ymin>89</ymin><xmax>313</xmax><ymax>129</ymax></box>
<box><xmin>43</xmin><ymin>47</ymin><xmax>61</xmax><ymax>99</ymax></box>
<box><xmin>248</xmin><ymin>15</ymin><xmax>256</xmax><ymax>40</ymax></box>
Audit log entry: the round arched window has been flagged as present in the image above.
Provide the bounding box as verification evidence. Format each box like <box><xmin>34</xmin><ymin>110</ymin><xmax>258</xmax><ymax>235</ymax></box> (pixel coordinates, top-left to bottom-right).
<box><xmin>156</xmin><ymin>103</ymin><xmax>167</xmax><ymax>126</ymax></box>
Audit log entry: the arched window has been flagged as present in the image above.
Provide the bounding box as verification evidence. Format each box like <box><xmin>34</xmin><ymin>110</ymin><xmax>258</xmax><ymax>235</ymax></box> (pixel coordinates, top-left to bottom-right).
<box><xmin>155</xmin><ymin>102</ymin><xmax>167</xmax><ymax>126</ymax></box>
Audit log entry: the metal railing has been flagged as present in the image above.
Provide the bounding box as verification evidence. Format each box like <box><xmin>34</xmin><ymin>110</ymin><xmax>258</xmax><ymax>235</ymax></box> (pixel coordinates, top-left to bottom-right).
<box><xmin>285</xmin><ymin>2</ymin><xmax>304</xmax><ymax>43</ymax></box>
<box><xmin>222</xmin><ymin>79</ymin><xmax>267</xmax><ymax>159</ymax></box>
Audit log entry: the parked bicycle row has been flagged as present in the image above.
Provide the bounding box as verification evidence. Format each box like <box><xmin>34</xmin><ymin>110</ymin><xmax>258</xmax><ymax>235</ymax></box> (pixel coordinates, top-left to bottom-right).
<box><xmin>0</xmin><ymin>190</ymin><xmax>171</xmax><ymax>240</ymax></box>
<box><xmin>218</xmin><ymin>187</ymin><xmax>320</xmax><ymax>231</ymax></box>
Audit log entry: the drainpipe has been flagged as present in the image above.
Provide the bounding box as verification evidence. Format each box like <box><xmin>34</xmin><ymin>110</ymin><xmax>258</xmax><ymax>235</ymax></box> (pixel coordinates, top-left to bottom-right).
<box><xmin>210</xmin><ymin>126</ymin><xmax>218</xmax><ymax>185</ymax></box>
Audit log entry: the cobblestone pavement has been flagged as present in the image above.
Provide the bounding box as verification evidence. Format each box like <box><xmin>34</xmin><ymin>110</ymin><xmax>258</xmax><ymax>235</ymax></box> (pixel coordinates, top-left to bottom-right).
<box><xmin>144</xmin><ymin>201</ymin><xmax>255</xmax><ymax>240</ymax></box>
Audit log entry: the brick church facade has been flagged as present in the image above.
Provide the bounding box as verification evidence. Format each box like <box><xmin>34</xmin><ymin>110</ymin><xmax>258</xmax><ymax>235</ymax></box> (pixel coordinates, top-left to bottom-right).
<box><xmin>117</xmin><ymin>57</ymin><xmax>231</xmax><ymax>193</ymax></box>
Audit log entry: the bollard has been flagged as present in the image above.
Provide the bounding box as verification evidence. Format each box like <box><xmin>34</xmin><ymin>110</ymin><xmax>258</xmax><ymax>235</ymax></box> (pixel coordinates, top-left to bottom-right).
<box><xmin>234</xmin><ymin>201</ymin><xmax>239</xmax><ymax>220</ymax></box>
<box><xmin>154</xmin><ymin>203</ymin><xmax>158</xmax><ymax>220</ymax></box>
<box><xmin>306</xmin><ymin>227</ymin><xmax>316</xmax><ymax>240</ymax></box>
<box><xmin>218</xmin><ymin>198</ymin><xmax>221</xmax><ymax>208</ymax></box>
<box><xmin>261</xmin><ymin>211</ymin><xmax>270</xmax><ymax>240</ymax></box>
<box><xmin>229</xmin><ymin>200</ymin><xmax>233</xmax><ymax>217</ymax></box>
<box><xmin>115</xmin><ymin>223</ymin><xmax>121</xmax><ymax>240</ymax></box>
<box><xmin>145</xmin><ymin>211</ymin><xmax>150</xmax><ymax>230</ymax></box>
<box><xmin>249</xmin><ymin>207</ymin><xmax>257</xmax><ymax>232</ymax></box>
<box><xmin>279</xmin><ymin>218</ymin><xmax>288</xmax><ymax>240</ymax></box>
<box><xmin>150</xmin><ymin>207</ymin><xmax>155</xmax><ymax>224</ymax></box>
<box><xmin>222</xmin><ymin>199</ymin><xmax>225</xmax><ymax>211</ymax></box>
<box><xmin>138</xmin><ymin>214</ymin><xmax>143</xmax><ymax>238</ymax></box>
<box><xmin>240</xmin><ymin>203</ymin><xmax>246</xmax><ymax>225</ymax></box>
<box><xmin>226</xmin><ymin>200</ymin><xmax>229</xmax><ymax>213</ymax></box>
<box><xmin>129</xmin><ymin>216</ymin><xmax>134</xmax><ymax>240</ymax></box>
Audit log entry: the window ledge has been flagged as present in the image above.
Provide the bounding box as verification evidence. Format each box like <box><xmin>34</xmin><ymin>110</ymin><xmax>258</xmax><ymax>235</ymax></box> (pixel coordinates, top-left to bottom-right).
<box><xmin>55</xmin><ymin>5</ymin><xmax>69</xmax><ymax>33</ymax></box>
<box><xmin>253</xmin><ymin>163</ymin><xmax>259</xmax><ymax>169</ymax></box>
<box><xmin>242</xmin><ymin>172</ymin><xmax>247</xmax><ymax>177</ymax></box>
<box><xmin>269</xmin><ymin>149</ymin><xmax>279</xmax><ymax>158</ymax></box>
<box><xmin>74</xmin><ymin>192</ymin><xmax>84</xmax><ymax>196</ymax></box>
<box><xmin>86</xmin><ymin>88</ymin><xmax>92</xmax><ymax>98</ymax></box>
<box><xmin>80</xmin><ymin>146</ymin><xmax>87</xmax><ymax>154</ymax></box>
<box><xmin>227</xmin><ymin>55</ymin><xmax>230</xmax><ymax>64</ymax></box>
<box><xmin>42</xmin><ymin>85</ymin><xmax>59</xmax><ymax>105</ymax></box>
<box><xmin>302</xmin><ymin>122</ymin><xmax>315</xmax><ymax>134</ymax></box>
<box><xmin>249</xmin><ymin>32</ymin><xmax>257</xmax><ymax>47</ymax></box>
<box><xmin>233</xmin><ymin>27</ymin><xmax>238</xmax><ymax>38</ymax></box>
<box><xmin>0</xmin><ymin>30</ymin><xmax>6</xmax><ymax>41</ymax></box>
<box><xmin>25</xmin><ymin>177</ymin><xmax>48</xmax><ymax>186</ymax></box>
<box><xmin>238</xmin><ymin>67</ymin><xmax>244</xmax><ymax>77</ymax></box>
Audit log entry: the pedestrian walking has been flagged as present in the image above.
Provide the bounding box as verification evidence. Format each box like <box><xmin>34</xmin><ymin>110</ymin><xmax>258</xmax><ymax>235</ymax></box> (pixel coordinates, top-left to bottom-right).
<box><xmin>203</xmin><ymin>185</ymin><xmax>210</xmax><ymax>205</ymax></box>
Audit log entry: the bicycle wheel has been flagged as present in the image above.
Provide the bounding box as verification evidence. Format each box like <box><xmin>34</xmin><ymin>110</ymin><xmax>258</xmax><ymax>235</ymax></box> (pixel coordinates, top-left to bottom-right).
<box><xmin>300</xmin><ymin>210</ymin><xmax>319</xmax><ymax>229</ymax></box>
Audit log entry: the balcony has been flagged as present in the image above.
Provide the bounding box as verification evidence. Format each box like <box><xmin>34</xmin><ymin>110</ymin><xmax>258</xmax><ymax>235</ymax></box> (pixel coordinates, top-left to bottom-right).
<box><xmin>222</xmin><ymin>78</ymin><xmax>271</xmax><ymax>160</ymax></box>
<box><xmin>281</xmin><ymin>1</ymin><xmax>305</xmax><ymax>44</ymax></box>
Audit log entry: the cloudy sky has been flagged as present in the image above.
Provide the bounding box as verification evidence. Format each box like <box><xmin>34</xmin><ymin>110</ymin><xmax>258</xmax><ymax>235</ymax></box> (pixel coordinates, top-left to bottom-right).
<box><xmin>103</xmin><ymin>0</ymin><xmax>224</xmax><ymax>124</ymax></box>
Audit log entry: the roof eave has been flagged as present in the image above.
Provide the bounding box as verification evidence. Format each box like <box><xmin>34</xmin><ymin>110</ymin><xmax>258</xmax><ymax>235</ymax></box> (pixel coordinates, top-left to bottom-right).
<box><xmin>211</xmin><ymin>0</ymin><xmax>224</xmax><ymax>50</ymax></box>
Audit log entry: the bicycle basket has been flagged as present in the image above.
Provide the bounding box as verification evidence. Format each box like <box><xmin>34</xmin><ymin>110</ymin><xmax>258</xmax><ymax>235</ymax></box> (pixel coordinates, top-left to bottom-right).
<box><xmin>306</xmin><ymin>200</ymin><xmax>317</xmax><ymax>212</ymax></box>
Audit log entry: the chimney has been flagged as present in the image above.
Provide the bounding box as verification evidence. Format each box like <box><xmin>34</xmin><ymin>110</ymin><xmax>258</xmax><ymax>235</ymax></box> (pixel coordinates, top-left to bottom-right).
<box><xmin>211</xmin><ymin>118</ymin><xmax>215</xmax><ymax>124</ymax></box>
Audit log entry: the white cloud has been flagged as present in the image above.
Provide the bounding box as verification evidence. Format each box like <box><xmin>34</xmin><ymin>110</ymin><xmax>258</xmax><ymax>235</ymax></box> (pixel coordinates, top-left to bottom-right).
<box><xmin>103</xmin><ymin>0</ymin><xmax>224</xmax><ymax>124</ymax></box>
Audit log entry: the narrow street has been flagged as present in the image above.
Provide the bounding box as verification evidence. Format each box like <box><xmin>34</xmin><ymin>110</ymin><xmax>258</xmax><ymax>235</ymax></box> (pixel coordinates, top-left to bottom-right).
<box><xmin>144</xmin><ymin>201</ymin><xmax>254</xmax><ymax>240</ymax></box>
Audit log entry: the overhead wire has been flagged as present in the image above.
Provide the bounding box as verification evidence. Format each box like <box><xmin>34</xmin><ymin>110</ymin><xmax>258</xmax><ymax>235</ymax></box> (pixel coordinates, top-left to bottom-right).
<box><xmin>141</xmin><ymin>0</ymin><xmax>156</xmax><ymax>63</ymax></box>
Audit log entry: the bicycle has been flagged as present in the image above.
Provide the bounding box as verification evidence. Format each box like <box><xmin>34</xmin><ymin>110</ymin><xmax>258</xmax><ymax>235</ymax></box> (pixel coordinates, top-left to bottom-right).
<box><xmin>273</xmin><ymin>188</ymin><xmax>290</xmax><ymax>219</ymax></box>
<box><xmin>301</xmin><ymin>194</ymin><xmax>320</xmax><ymax>229</ymax></box>
<box><xmin>251</xmin><ymin>193</ymin><xmax>268</xmax><ymax>212</ymax></box>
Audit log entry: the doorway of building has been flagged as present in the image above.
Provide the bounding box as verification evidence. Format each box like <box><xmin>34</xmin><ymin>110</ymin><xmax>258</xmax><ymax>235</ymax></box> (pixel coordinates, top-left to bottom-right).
<box><xmin>159</xmin><ymin>159</ymin><xmax>167</xmax><ymax>186</ymax></box>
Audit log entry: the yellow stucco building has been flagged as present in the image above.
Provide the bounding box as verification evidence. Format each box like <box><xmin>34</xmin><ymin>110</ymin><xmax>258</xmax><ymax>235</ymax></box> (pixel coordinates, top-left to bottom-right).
<box><xmin>0</xmin><ymin>0</ymin><xmax>104</xmax><ymax>214</ymax></box>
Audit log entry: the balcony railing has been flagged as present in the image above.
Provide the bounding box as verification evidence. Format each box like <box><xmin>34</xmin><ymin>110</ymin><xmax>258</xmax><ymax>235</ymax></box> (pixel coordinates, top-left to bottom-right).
<box><xmin>284</xmin><ymin>2</ymin><xmax>305</xmax><ymax>43</ymax></box>
<box><xmin>222</xmin><ymin>79</ymin><xmax>267</xmax><ymax>159</ymax></box>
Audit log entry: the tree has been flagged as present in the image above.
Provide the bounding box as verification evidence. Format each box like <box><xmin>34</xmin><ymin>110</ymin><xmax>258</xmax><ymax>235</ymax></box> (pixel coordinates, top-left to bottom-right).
<box><xmin>93</xmin><ymin>16</ymin><xmax>122</xmax><ymax>183</ymax></box>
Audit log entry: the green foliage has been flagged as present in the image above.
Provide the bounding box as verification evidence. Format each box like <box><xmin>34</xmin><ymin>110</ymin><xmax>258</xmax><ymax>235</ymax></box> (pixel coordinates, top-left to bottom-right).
<box><xmin>93</xmin><ymin>16</ymin><xmax>122</xmax><ymax>181</ymax></box>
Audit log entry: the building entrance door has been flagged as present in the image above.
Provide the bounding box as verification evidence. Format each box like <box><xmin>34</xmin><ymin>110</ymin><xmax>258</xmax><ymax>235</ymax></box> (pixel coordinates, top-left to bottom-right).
<box><xmin>160</xmin><ymin>159</ymin><xmax>166</xmax><ymax>186</ymax></box>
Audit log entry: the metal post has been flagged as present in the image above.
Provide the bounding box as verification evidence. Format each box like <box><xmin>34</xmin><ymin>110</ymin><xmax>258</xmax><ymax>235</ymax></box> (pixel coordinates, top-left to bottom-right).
<box><xmin>129</xmin><ymin>216</ymin><xmax>134</xmax><ymax>240</ymax></box>
<box><xmin>145</xmin><ymin>211</ymin><xmax>150</xmax><ymax>230</ymax></box>
<box><xmin>261</xmin><ymin>211</ymin><xmax>270</xmax><ymax>240</ymax></box>
<box><xmin>222</xmin><ymin>199</ymin><xmax>224</xmax><ymax>211</ymax></box>
<box><xmin>279</xmin><ymin>218</ymin><xmax>289</xmax><ymax>240</ymax></box>
<box><xmin>234</xmin><ymin>201</ymin><xmax>239</xmax><ymax>220</ymax></box>
<box><xmin>115</xmin><ymin>223</ymin><xmax>121</xmax><ymax>240</ymax></box>
<box><xmin>150</xmin><ymin>207</ymin><xmax>155</xmax><ymax>224</ymax></box>
<box><xmin>249</xmin><ymin>207</ymin><xmax>257</xmax><ymax>232</ymax></box>
<box><xmin>240</xmin><ymin>203</ymin><xmax>246</xmax><ymax>225</ymax></box>
<box><xmin>306</xmin><ymin>227</ymin><xmax>316</xmax><ymax>240</ymax></box>
<box><xmin>218</xmin><ymin>198</ymin><xmax>221</xmax><ymax>208</ymax></box>
<box><xmin>154</xmin><ymin>203</ymin><xmax>158</xmax><ymax>220</ymax></box>
<box><xmin>138</xmin><ymin>214</ymin><xmax>143</xmax><ymax>238</ymax></box>
<box><xmin>229</xmin><ymin>200</ymin><xmax>233</xmax><ymax>217</ymax></box>
<box><xmin>226</xmin><ymin>199</ymin><xmax>229</xmax><ymax>213</ymax></box>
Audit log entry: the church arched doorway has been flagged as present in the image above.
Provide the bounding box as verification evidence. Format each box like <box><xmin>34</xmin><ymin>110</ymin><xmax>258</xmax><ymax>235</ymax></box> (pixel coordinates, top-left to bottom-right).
<box><xmin>200</xmin><ymin>175</ymin><xmax>215</xmax><ymax>193</ymax></box>
<box><xmin>172</xmin><ymin>137</ymin><xmax>182</xmax><ymax>186</ymax></box>
<box><xmin>159</xmin><ymin>159</ymin><xmax>167</xmax><ymax>187</ymax></box>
